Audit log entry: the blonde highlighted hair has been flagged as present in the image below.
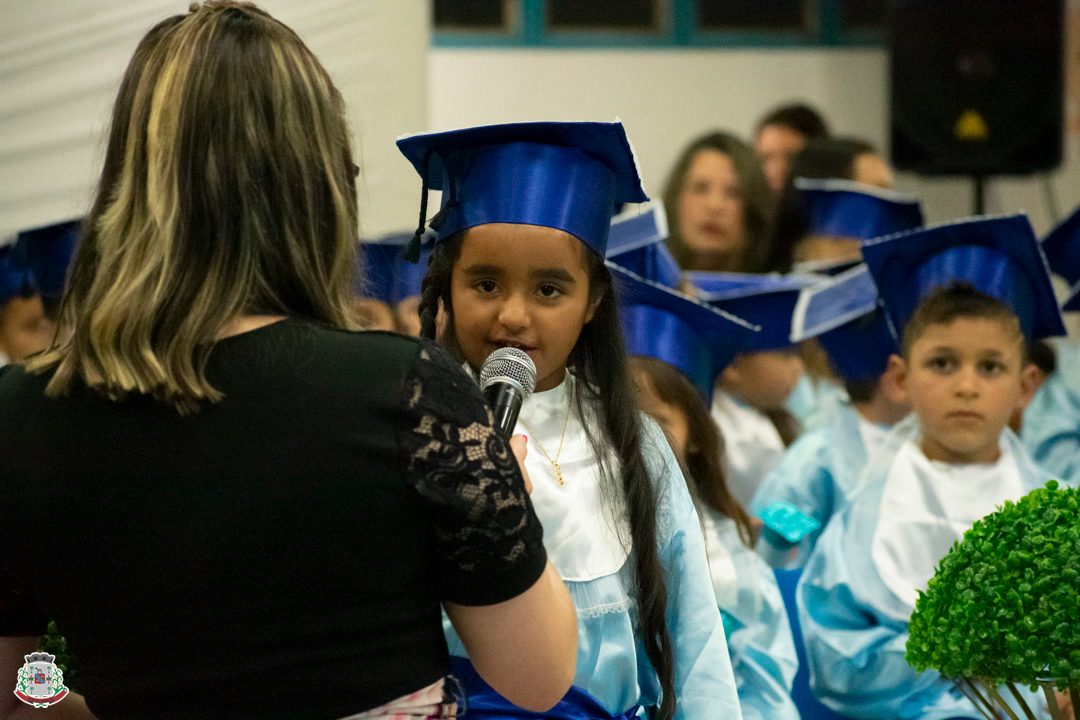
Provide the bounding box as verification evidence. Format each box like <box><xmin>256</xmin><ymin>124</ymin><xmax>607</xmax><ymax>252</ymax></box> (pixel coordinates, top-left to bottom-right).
<box><xmin>32</xmin><ymin>1</ymin><xmax>359</xmax><ymax>413</ymax></box>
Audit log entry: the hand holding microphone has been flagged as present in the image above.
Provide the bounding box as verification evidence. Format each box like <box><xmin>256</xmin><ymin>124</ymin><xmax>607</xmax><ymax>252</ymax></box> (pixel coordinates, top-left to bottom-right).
<box><xmin>480</xmin><ymin>347</ymin><xmax>537</xmax><ymax>493</ymax></box>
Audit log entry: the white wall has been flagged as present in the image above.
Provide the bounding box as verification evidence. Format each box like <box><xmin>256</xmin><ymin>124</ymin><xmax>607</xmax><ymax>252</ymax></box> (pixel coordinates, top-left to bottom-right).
<box><xmin>0</xmin><ymin>0</ymin><xmax>428</xmax><ymax>241</ymax></box>
<box><xmin>429</xmin><ymin>41</ymin><xmax>1080</xmax><ymax>236</ymax></box>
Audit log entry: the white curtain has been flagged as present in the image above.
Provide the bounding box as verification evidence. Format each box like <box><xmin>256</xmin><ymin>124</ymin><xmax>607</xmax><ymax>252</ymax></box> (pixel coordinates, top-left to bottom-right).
<box><xmin>0</xmin><ymin>0</ymin><xmax>429</xmax><ymax>243</ymax></box>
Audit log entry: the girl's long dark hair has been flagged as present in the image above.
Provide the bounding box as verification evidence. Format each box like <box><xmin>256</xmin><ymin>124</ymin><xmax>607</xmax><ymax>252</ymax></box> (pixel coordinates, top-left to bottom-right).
<box><xmin>419</xmin><ymin>234</ymin><xmax>677</xmax><ymax>719</ymax></box>
<box><xmin>630</xmin><ymin>356</ymin><xmax>755</xmax><ymax>547</ymax></box>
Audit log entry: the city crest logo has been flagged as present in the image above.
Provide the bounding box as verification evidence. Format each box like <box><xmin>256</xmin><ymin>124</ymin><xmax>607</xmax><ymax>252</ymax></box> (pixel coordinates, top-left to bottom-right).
<box><xmin>13</xmin><ymin>652</ymin><xmax>69</xmax><ymax>708</ymax></box>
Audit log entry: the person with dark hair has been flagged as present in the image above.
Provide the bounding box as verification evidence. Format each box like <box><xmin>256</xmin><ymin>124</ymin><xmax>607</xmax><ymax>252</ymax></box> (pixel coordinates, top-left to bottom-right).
<box><xmin>763</xmin><ymin>136</ymin><xmax>897</xmax><ymax>275</ymax></box>
<box><xmin>398</xmin><ymin>120</ymin><xmax>741</xmax><ymax>719</ymax></box>
<box><xmin>0</xmin><ymin>245</ymin><xmax>52</xmax><ymax>367</ymax></box>
<box><xmin>753</xmin><ymin>103</ymin><xmax>830</xmax><ymax>193</ymax></box>
<box><xmin>661</xmin><ymin>131</ymin><xmax>774</xmax><ymax>274</ymax></box>
<box><xmin>613</xmin><ymin>266</ymin><xmax>799</xmax><ymax>720</ymax></box>
<box><xmin>799</xmin><ymin>216</ymin><xmax>1062</xmax><ymax>719</ymax></box>
<box><xmin>0</xmin><ymin>5</ymin><xmax>577</xmax><ymax>718</ymax></box>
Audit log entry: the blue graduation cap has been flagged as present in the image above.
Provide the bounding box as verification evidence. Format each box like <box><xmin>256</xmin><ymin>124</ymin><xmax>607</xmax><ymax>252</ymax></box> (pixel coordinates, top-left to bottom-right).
<box><xmin>687</xmin><ymin>271</ymin><xmax>825</xmax><ymax>351</ymax></box>
<box><xmin>0</xmin><ymin>243</ymin><xmax>34</xmax><ymax>305</ymax></box>
<box><xmin>11</xmin><ymin>219</ymin><xmax>80</xmax><ymax>301</ymax></box>
<box><xmin>357</xmin><ymin>232</ymin><xmax>431</xmax><ymax>304</ymax></box>
<box><xmin>862</xmin><ymin>214</ymin><xmax>1066</xmax><ymax>340</ymax></box>
<box><xmin>606</xmin><ymin>202</ymin><xmax>681</xmax><ymax>288</ymax></box>
<box><xmin>612</xmin><ymin>263</ymin><xmax>759</xmax><ymax>402</ymax></box>
<box><xmin>1040</xmin><ymin>205</ymin><xmax>1080</xmax><ymax>312</ymax></box>
<box><xmin>792</xmin><ymin>264</ymin><xmax>898</xmax><ymax>380</ymax></box>
<box><xmin>794</xmin><ymin>178</ymin><xmax>924</xmax><ymax>241</ymax></box>
<box><xmin>396</xmin><ymin>120</ymin><xmax>648</xmax><ymax>260</ymax></box>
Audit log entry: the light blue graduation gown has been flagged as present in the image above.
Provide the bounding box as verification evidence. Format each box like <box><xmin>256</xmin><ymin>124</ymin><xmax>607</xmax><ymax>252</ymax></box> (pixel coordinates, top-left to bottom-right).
<box><xmin>797</xmin><ymin>427</ymin><xmax>1048</xmax><ymax>719</ymax></box>
<box><xmin>1021</xmin><ymin>339</ymin><xmax>1080</xmax><ymax>488</ymax></box>
<box><xmin>785</xmin><ymin>374</ymin><xmax>848</xmax><ymax>433</ymax></box>
<box><xmin>751</xmin><ymin>401</ymin><xmax>896</xmax><ymax>568</ymax></box>
<box><xmin>703</xmin><ymin>511</ymin><xmax>799</xmax><ymax>720</ymax></box>
<box><xmin>445</xmin><ymin>374</ymin><xmax>742</xmax><ymax>719</ymax></box>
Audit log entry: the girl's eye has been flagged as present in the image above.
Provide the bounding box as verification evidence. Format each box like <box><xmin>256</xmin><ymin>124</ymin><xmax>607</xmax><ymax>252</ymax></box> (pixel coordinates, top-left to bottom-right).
<box><xmin>474</xmin><ymin>280</ymin><xmax>497</xmax><ymax>294</ymax></box>
<box><xmin>979</xmin><ymin>360</ymin><xmax>1006</xmax><ymax>375</ymax></box>
<box><xmin>537</xmin><ymin>283</ymin><xmax>562</xmax><ymax>299</ymax></box>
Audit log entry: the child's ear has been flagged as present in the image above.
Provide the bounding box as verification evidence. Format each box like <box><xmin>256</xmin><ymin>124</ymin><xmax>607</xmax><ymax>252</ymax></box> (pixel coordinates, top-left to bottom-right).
<box><xmin>584</xmin><ymin>287</ymin><xmax>603</xmax><ymax>324</ymax></box>
<box><xmin>1016</xmin><ymin>362</ymin><xmax>1042</xmax><ymax>412</ymax></box>
<box><xmin>883</xmin><ymin>353</ymin><xmax>909</xmax><ymax>404</ymax></box>
<box><xmin>720</xmin><ymin>362</ymin><xmax>741</xmax><ymax>389</ymax></box>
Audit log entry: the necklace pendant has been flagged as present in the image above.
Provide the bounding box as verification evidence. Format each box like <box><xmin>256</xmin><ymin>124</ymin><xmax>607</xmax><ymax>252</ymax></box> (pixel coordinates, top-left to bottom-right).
<box><xmin>552</xmin><ymin>461</ymin><xmax>564</xmax><ymax>486</ymax></box>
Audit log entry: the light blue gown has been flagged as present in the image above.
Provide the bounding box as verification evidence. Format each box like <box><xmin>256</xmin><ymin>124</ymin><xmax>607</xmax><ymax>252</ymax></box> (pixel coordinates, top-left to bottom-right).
<box><xmin>797</xmin><ymin>426</ymin><xmax>1048</xmax><ymax>720</ymax></box>
<box><xmin>1021</xmin><ymin>339</ymin><xmax>1080</xmax><ymax>488</ymax></box>
<box><xmin>785</xmin><ymin>373</ymin><xmax>848</xmax><ymax>433</ymax></box>
<box><xmin>751</xmin><ymin>401</ymin><xmax>895</xmax><ymax>568</ymax></box>
<box><xmin>702</xmin><ymin>510</ymin><xmax>799</xmax><ymax>720</ymax></box>
<box><xmin>445</xmin><ymin>374</ymin><xmax>743</xmax><ymax>719</ymax></box>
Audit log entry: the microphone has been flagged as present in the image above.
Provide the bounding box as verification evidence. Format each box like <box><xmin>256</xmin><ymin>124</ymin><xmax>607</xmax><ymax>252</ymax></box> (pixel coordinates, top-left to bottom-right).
<box><xmin>479</xmin><ymin>347</ymin><xmax>537</xmax><ymax>438</ymax></box>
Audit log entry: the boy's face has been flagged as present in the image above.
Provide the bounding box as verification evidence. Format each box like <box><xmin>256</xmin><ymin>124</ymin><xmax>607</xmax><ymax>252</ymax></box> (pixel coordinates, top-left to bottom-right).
<box><xmin>892</xmin><ymin>316</ymin><xmax>1035</xmax><ymax>464</ymax></box>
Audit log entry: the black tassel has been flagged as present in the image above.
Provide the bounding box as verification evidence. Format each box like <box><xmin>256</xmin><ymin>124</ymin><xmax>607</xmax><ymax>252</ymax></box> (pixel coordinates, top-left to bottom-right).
<box><xmin>405</xmin><ymin>149</ymin><xmax>436</xmax><ymax>264</ymax></box>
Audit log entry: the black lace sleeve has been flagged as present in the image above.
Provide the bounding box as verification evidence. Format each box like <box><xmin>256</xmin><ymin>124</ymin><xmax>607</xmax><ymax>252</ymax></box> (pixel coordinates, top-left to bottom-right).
<box><xmin>397</xmin><ymin>343</ymin><xmax>547</xmax><ymax>606</ymax></box>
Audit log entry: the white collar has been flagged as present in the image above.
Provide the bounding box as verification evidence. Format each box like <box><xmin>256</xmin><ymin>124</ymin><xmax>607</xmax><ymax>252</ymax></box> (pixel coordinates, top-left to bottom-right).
<box><xmin>515</xmin><ymin>372</ymin><xmax>631</xmax><ymax>581</ymax></box>
<box><xmin>871</xmin><ymin>433</ymin><xmax>1028</xmax><ymax>611</ymax></box>
<box><xmin>711</xmin><ymin>390</ymin><xmax>786</xmax><ymax>507</ymax></box>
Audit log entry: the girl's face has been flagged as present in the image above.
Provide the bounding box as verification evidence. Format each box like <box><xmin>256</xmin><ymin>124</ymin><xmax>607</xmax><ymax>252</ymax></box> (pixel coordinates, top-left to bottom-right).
<box><xmin>0</xmin><ymin>295</ymin><xmax>53</xmax><ymax>362</ymax></box>
<box><xmin>450</xmin><ymin>223</ymin><xmax>598</xmax><ymax>392</ymax></box>
<box><xmin>722</xmin><ymin>349</ymin><xmax>805</xmax><ymax>410</ymax></box>
<box><xmin>676</xmin><ymin>149</ymin><xmax>746</xmax><ymax>268</ymax></box>
<box><xmin>631</xmin><ymin>365</ymin><xmax>691</xmax><ymax>460</ymax></box>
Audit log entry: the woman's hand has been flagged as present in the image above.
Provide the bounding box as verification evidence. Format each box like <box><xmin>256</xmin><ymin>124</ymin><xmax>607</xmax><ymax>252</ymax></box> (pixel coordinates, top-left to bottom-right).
<box><xmin>509</xmin><ymin>434</ymin><xmax>532</xmax><ymax>495</ymax></box>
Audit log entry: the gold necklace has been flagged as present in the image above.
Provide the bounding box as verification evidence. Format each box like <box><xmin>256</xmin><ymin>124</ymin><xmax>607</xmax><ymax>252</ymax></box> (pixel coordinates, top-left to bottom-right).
<box><xmin>520</xmin><ymin>399</ymin><xmax>572</xmax><ymax>486</ymax></box>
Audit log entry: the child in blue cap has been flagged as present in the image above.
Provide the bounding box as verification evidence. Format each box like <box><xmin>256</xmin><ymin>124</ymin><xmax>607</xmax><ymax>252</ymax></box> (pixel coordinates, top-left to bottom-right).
<box><xmin>753</xmin><ymin>264</ymin><xmax>912</xmax><ymax>568</ymax></box>
<box><xmin>398</xmin><ymin>121</ymin><xmax>742</xmax><ymax>719</ymax></box>
<box><xmin>689</xmin><ymin>271</ymin><xmax>824</xmax><ymax>508</ymax></box>
<box><xmin>615</xmin><ymin>265</ymin><xmax>800</xmax><ymax>720</ymax></box>
<box><xmin>798</xmin><ymin>214</ymin><xmax>1064</xmax><ymax>719</ymax></box>
<box><xmin>1020</xmin><ymin>205</ymin><xmax>1080</xmax><ymax>488</ymax></box>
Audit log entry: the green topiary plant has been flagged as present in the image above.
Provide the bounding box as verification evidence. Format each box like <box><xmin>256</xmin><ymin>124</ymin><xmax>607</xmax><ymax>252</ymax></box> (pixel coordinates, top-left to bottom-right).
<box><xmin>907</xmin><ymin>480</ymin><xmax>1080</xmax><ymax>720</ymax></box>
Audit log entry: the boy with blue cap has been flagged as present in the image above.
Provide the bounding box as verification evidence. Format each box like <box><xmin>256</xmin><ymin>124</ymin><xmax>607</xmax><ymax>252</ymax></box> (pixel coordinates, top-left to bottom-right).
<box><xmin>798</xmin><ymin>214</ymin><xmax>1063</xmax><ymax>719</ymax></box>
<box><xmin>689</xmin><ymin>271</ymin><xmax>824</xmax><ymax>507</ymax></box>
<box><xmin>398</xmin><ymin>120</ymin><xmax>742</xmax><ymax>719</ymax></box>
<box><xmin>617</xmin><ymin>265</ymin><xmax>801</xmax><ymax>720</ymax></box>
<box><xmin>1020</xmin><ymin>204</ymin><xmax>1080</xmax><ymax>488</ymax></box>
<box><xmin>786</xmin><ymin>180</ymin><xmax>924</xmax><ymax>431</ymax></box>
<box><xmin>752</xmin><ymin>264</ymin><xmax>912</xmax><ymax>568</ymax></box>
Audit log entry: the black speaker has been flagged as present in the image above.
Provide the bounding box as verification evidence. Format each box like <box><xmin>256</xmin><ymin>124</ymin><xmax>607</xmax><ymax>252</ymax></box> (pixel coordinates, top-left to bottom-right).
<box><xmin>890</xmin><ymin>0</ymin><xmax>1064</xmax><ymax>175</ymax></box>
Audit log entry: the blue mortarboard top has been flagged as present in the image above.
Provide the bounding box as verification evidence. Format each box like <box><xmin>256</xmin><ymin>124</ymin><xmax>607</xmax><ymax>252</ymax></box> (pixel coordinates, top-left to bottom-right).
<box><xmin>687</xmin><ymin>271</ymin><xmax>825</xmax><ymax>351</ymax></box>
<box><xmin>396</xmin><ymin>120</ymin><xmax>648</xmax><ymax>258</ymax></box>
<box><xmin>791</xmin><ymin>264</ymin><xmax>898</xmax><ymax>380</ymax></box>
<box><xmin>11</xmin><ymin>219</ymin><xmax>80</xmax><ymax>301</ymax></box>
<box><xmin>862</xmin><ymin>214</ymin><xmax>1067</xmax><ymax>340</ymax></box>
<box><xmin>606</xmin><ymin>201</ymin><xmax>681</xmax><ymax>288</ymax></box>
<box><xmin>612</xmin><ymin>262</ymin><xmax>759</xmax><ymax>402</ymax></box>
<box><xmin>357</xmin><ymin>232</ymin><xmax>431</xmax><ymax>304</ymax></box>
<box><xmin>1040</xmin><ymin>204</ymin><xmax>1080</xmax><ymax>312</ymax></box>
<box><xmin>794</xmin><ymin>178</ymin><xmax>924</xmax><ymax>242</ymax></box>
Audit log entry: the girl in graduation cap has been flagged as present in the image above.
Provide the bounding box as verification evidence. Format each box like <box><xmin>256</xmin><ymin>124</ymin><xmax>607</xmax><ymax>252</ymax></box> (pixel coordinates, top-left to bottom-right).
<box><xmin>614</xmin><ymin>264</ymin><xmax>800</xmax><ymax>720</ymax></box>
<box><xmin>399</xmin><ymin>121</ymin><xmax>742</xmax><ymax>719</ymax></box>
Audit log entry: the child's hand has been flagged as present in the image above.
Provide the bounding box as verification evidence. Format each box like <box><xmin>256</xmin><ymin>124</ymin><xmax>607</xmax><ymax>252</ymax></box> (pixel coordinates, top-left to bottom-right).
<box><xmin>510</xmin><ymin>434</ymin><xmax>533</xmax><ymax>495</ymax></box>
<box><xmin>1057</xmin><ymin>690</ymin><xmax>1072</xmax><ymax>717</ymax></box>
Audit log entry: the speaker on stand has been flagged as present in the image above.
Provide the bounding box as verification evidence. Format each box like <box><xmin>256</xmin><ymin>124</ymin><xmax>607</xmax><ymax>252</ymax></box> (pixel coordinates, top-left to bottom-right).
<box><xmin>889</xmin><ymin>0</ymin><xmax>1064</xmax><ymax>214</ymax></box>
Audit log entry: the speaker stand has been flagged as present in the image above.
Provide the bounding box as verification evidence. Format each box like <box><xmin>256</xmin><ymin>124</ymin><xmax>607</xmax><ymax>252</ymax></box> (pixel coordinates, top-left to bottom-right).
<box><xmin>972</xmin><ymin>175</ymin><xmax>987</xmax><ymax>215</ymax></box>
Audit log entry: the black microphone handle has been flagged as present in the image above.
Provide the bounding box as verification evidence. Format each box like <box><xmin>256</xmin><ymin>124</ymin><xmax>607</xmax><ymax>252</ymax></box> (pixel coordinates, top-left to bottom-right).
<box><xmin>484</xmin><ymin>383</ymin><xmax>526</xmax><ymax>439</ymax></box>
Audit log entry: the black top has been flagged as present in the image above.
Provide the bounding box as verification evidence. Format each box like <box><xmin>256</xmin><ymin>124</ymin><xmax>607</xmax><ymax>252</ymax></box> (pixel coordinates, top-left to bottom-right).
<box><xmin>0</xmin><ymin>320</ymin><xmax>546</xmax><ymax>719</ymax></box>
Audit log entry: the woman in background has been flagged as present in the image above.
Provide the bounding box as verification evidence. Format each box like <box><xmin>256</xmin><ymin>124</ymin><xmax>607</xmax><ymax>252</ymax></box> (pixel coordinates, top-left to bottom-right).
<box><xmin>662</xmin><ymin>131</ymin><xmax>774</xmax><ymax>274</ymax></box>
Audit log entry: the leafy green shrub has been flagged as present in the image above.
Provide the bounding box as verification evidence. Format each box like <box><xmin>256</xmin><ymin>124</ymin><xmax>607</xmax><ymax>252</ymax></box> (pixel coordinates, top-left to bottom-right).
<box><xmin>907</xmin><ymin>480</ymin><xmax>1079</xmax><ymax>718</ymax></box>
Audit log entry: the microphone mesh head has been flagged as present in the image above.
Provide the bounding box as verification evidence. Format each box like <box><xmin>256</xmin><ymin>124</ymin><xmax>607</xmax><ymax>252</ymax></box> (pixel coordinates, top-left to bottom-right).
<box><xmin>479</xmin><ymin>347</ymin><xmax>537</xmax><ymax>399</ymax></box>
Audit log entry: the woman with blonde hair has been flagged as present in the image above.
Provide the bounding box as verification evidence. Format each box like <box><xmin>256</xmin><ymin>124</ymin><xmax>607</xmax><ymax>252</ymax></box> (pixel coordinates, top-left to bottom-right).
<box><xmin>0</xmin><ymin>4</ymin><xmax>575</xmax><ymax>719</ymax></box>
